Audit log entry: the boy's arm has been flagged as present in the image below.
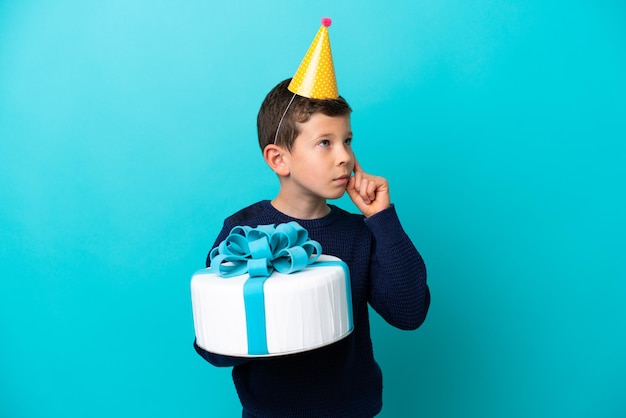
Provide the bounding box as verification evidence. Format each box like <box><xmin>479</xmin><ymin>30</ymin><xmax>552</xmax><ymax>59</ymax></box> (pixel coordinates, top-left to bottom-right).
<box><xmin>347</xmin><ymin>159</ymin><xmax>429</xmax><ymax>329</ymax></box>
<box><xmin>365</xmin><ymin>206</ymin><xmax>430</xmax><ymax>330</ymax></box>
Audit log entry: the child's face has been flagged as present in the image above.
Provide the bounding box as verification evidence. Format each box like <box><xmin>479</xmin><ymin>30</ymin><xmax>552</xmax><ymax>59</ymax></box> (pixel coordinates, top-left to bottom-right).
<box><xmin>284</xmin><ymin>113</ymin><xmax>355</xmax><ymax>201</ymax></box>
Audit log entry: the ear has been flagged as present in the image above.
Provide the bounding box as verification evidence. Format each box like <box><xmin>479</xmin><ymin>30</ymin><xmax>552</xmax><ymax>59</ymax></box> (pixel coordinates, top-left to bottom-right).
<box><xmin>263</xmin><ymin>144</ymin><xmax>290</xmax><ymax>177</ymax></box>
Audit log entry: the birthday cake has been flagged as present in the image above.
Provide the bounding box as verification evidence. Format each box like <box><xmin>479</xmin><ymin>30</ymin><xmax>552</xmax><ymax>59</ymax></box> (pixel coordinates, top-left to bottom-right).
<box><xmin>191</xmin><ymin>222</ymin><xmax>353</xmax><ymax>357</ymax></box>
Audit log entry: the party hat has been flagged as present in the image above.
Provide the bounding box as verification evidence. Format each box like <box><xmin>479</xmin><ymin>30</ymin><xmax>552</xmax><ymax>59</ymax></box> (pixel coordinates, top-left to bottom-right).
<box><xmin>288</xmin><ymin>17</ymin><xmax>338</xmax><ymax>99</ymax></box>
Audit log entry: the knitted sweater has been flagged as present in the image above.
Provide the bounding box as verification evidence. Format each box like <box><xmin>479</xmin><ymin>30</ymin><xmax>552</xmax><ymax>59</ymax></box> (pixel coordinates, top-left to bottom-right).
<box><xmin>194</xmin><ymin>200</ymin><xmax>430</xmax><ymax>417</ymax></box>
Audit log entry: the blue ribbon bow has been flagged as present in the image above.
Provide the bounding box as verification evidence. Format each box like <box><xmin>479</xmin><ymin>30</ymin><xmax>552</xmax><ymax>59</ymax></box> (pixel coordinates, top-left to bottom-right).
<box><xmin>202</xmin><ymin>221</ymin><xmax>353</xmax><ymax>356</ymax></box>
<box><xmin>208</xmin><ymin>221</ymin><xmax>322</xmax><ymax>278</ymax></box>
<box><xmin>207</xmin><ymin>222</ymin><xmax>323</xmax><ymax>355</ymax></box>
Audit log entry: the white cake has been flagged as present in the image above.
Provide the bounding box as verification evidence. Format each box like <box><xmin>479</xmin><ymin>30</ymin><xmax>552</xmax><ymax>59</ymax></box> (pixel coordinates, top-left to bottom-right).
<box><xmin>191</xmin><ymin>254</ymin><xmax>353</xmax><ymax>357</ymax></box>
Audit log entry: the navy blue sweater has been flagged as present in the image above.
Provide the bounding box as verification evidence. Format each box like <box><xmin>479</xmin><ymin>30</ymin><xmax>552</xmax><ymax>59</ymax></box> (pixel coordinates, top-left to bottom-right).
<box><xmin>194</xmin><ymin>200</ymin><xmax>430</xmax><ymax>417</ymax></box>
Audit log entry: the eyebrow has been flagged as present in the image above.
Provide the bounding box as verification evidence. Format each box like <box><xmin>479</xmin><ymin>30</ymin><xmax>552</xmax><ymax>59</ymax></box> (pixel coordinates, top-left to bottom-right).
<box><xmin>312</xmin><ymin>131</ymin><xmax>353</xmax><ymax>140</ymax></box>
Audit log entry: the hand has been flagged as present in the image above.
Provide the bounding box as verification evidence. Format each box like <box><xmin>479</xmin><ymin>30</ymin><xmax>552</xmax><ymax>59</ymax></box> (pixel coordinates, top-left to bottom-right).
<box><xmin>346</xmin><ymin>158</ymin><xmax>391</xmax><ymax>217</ymax></box>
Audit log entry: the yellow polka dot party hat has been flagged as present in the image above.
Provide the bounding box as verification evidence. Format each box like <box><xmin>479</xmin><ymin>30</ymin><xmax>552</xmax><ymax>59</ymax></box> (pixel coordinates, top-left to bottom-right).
<box><xmin>288</xmin><ymin>17</ymin><xmax>338</xmax><ymax>99</ymax></box>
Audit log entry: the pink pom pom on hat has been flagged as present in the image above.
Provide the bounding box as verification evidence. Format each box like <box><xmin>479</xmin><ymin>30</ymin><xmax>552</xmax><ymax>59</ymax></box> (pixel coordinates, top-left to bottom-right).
<box><xmin>287</xmin><ymin>17</ymin><xmax>338</xmax><ymax>99</ymax></box>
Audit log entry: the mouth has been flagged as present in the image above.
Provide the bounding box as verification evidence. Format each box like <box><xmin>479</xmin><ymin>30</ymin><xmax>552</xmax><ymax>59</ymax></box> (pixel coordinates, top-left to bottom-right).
<box><xmin>334</xmin><ymin>175</ymin><xmax>351</xmax><ymax>184</ymax></box>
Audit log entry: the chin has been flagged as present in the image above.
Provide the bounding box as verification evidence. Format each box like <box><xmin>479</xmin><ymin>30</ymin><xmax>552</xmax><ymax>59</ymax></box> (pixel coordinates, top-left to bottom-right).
<box><xmin>326</xmin><ymin>191</ymin><xmax>346</xmax><ymax>200</ymax></box>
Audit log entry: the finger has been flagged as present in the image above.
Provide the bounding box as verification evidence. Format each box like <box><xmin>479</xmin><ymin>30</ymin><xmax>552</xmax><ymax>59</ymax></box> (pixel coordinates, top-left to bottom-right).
<box><xmin>366</xmin><ymin>179</ymin><xmax>377</xmax><ymax>202</ymax></box>
<box><xmin>352</xmin><ymin>157</ymin><xmax>363</xmax><ymax>174</ymax></box>
<box><xmin>352</xmin><ymin>164</ymin><xmax>363</xmax><ymax>190</ymax></box>
<box><xmin>346</xmin><ymin>174</ymin><xmax>357</xmax><ymax>195</ymax></box>
<box><xmin>359</xmin><ymin>178</ymin><xmax>372</xmax><ymax>204</ymax></box>
<box><xmin>346</xmin><ymin>177</ymin><xmax>363</xmax><ymax>204</ymax></box>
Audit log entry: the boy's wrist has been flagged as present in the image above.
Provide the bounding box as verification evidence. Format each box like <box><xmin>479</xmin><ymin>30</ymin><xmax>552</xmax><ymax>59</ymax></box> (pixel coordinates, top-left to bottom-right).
<box><xmin>363</xmin><ymin>204</ymin><xmax>405</xmax><ymax>237</ymax></box>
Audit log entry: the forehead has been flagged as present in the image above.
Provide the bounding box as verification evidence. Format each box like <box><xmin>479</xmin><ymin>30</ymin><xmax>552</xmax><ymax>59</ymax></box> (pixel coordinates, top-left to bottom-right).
<box><xmin>296</xmin><ymin>113</ymin><xmax>352</xmax><ymax>137</ymax></box>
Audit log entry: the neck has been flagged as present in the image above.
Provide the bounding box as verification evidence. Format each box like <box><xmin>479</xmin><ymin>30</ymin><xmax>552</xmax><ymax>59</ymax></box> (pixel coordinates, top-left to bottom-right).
<box><xmin>271</xmin><ymin>193</ymin><xmax>330</xmax><ymax>220</ymax></box>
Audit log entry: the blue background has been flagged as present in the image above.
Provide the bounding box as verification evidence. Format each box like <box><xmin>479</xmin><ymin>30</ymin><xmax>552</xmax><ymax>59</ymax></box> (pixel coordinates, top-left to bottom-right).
<box><xmin>1</xmin><ymin>1</ymin><xmax>625</xmax><ymax>417</ymax></box>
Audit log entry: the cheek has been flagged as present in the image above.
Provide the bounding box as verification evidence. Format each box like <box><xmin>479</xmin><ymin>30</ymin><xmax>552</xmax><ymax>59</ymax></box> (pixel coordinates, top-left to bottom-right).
<box><xmin>348</xmin><ymin>158</ymin><xmax>355</xmax><ymax>173</ymax></box>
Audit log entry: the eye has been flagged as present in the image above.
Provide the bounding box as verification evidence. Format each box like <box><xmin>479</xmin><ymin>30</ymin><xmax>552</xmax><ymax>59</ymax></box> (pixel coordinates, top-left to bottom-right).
<box><xmin>318</xmin><ymin>139</ymin><xmax>330</xmax><ymax>147</ymax></box>
<box><xmin>344</xmin><ymin>137</ymin><xmax>352</xmax><ymax>146</ymax></box>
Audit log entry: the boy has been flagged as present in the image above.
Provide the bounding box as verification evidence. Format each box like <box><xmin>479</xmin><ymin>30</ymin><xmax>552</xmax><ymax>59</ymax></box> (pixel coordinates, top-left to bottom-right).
<box><xmin>194</xmin><ymin>20</ymin><xmax>429</xmax><ymax>417</ymax></box>
<box><xmin>194</xmin><ymin>77</ymin><xmax>430</xmax><ymax>417</ymax></box>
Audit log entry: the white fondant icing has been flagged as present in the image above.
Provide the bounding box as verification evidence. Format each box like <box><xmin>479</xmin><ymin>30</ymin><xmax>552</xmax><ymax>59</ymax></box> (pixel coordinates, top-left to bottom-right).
<box><xmin>191</xmin><ymin>255</ymin><xmax>353</xmax><ymax>357</ymax></box>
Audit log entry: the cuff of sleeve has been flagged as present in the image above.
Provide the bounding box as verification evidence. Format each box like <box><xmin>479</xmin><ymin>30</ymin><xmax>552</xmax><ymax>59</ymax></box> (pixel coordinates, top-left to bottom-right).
<box><xmin>363</xmin><ymin>204</ymin><xmax>407</xmax><ymax>241</ymax></box>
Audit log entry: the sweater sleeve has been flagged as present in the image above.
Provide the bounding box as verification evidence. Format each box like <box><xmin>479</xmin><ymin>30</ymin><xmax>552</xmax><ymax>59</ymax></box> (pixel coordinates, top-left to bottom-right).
<box><xmin>364</xmin><ymin>205</ymin><xmax>430</xmax><ymax>330</ymax></box>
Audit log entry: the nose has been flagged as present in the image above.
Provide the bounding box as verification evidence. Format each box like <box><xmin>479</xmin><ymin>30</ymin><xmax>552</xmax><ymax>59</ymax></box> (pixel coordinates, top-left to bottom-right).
<box><xmin>337</xmin><ymin>143</ymin><xmax>354</xmax><ymax>167</ymax></box>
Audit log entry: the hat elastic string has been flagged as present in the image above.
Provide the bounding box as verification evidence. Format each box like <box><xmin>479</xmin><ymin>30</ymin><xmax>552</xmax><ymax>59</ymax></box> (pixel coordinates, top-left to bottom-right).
<box><xmin>273</xmin><ymin>93</ymin><xmax>297</xmax><ymax>145</ymax></box>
